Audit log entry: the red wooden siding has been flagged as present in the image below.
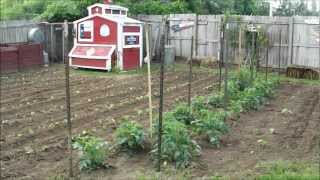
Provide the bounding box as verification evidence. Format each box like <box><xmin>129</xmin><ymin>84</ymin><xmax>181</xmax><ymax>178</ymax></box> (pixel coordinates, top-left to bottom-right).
<box><xmin>123</xmin><ymin>48</ymin><xmax>140</xmax><ymax>70</ymax></box>
<box><xmin>123</xmin><ymin>26</ymin><xmax>140</xmax><ymax>33</ymax></box>
<box><xmin>77</xmin><ymin>16</ymin><xmax>117</xmax><ymax>45</ymax></box>
<box><xmin>18</xmin><ymin>44</ymin><xmax>43</xmax><ymax>68</ymax></box>
<box><xmin>0</xmin><ymin>43</ymin><xmax>43</xmax><ymax>73</ymax></box>
<box><xmin>72</xmin><ymin>58</ymin><xmax>106</xmax><ymax>68</ymax></box>
<box><xmin>0</xmin><ymin>46</ymin><xmax>19</xmax><ymax>73</ymax></box>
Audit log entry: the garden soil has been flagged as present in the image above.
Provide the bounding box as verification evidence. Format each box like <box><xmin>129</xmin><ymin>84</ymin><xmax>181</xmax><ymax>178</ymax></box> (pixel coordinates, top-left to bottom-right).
<box><xmin>1</xmin><ymin>65</ymin><xmax>319</xmax><ymax>179</ymax></box>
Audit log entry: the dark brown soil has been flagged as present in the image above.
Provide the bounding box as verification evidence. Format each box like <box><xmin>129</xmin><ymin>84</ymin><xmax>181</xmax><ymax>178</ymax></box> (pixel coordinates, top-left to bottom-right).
<box><xmin>1</xmin><ymin>65</ymin><xmax>319</xmax><ymax>180</ymax></box>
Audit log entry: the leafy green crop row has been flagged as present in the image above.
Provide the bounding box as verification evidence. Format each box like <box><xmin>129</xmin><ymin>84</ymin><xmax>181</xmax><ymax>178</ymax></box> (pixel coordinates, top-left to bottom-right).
<box><xmin>72</xmin><ymin>68</ymin><xmax>279</xmax><ymax>171</ymax></box>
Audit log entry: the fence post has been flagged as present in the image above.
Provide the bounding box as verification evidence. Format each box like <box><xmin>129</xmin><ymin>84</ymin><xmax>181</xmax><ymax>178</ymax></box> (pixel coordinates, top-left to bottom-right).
<box><xmin>265</xmin><ymin>45</ymin><xmax>269</xmax><ymax>81</ymax></box>
<box><xmin>250</xmin><ymin>31</ymin><xmax>255</xmax><ymax>82</ymax></box>
<box><xmin>194</xmin><ymin>14</ymin><xmax>199</xmax><ymax>57</ymax></box>
<box><xmin>0</xmin><ymin>36</ymin><xmax>2</xmax><ymax>180</ymax></box>
<box><xmin>288</xmin><ymin>16</ymin><xmax>294</xmax><ymax>66</ymax></box>
<box><xmin>63</xmin><ymin>20</ymin><xmax>73</xmax><ymax>178</ymax></box>
<box><xmin>50</xmin><ymin>24</ymin><xmax>54</xmax><ymax>62</ymax></box>
<box><xmin>238</xmin><ymin>25</ymin><xmax>242</xmax><ymax>70</ymax></box>
<box><xmin>219</xmin><ymin>17</ymin><xmax>225</xmax><ymax>92</ymax></box>
<box><xmin>278</xmin><ymin>30</ymin><xmax>282</xmax><ymax>76</ymax></box>
<box><xmin>188</xmin><ymin>36</ymin><xmax>194</xmax><ymax>107</ymax></box>
<box><xmin>157</xmin><ymin>19</ymin><xmax>166</xmax><ymax>172</ymax></box>
<box><xmin>223</xmin><ymin>24</ymin><xmax>229</xmax><ymax>111</ymax></box>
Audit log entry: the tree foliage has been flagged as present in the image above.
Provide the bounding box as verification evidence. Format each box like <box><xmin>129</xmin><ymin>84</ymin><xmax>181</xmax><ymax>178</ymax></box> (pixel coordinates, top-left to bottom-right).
<box><xmin>273</xmin><ymin>0</ymin><xmax>319</xmax><ymax>16</ymax></box>
<box><xmin>0</xmin><ymin>0</ymin><xmax>319</xmax><ymax>22</ymax></box>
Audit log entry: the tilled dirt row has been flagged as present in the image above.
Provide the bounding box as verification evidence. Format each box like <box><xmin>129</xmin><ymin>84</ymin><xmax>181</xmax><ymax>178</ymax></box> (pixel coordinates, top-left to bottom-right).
<box><xmin>195</xmin><ymin>83</ymin><xmax>320</xmax><ymax>178</ymax></box>
<box><xmin>1</xmin><ymin>71</ymin><xmax>184</xmax><ymax>134</ymax></box>
<box><xmin>70</xmin><ymin>82</ymin><xmax>320</xmax><ymax>180</ymax></box>
<box><xmin>1</xmin><ymin>65</ymin><xmax>217</xmax><ymax>179</ymax></box>
<box><xmin>2</xmin><ymin>71</ymin><xmax>208</xmax><ymax>150</ymax></box>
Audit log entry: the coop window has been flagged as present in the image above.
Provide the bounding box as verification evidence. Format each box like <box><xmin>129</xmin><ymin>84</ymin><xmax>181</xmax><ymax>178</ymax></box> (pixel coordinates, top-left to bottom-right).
<box><xmin>105</xmin><ymin>9</ymin><xmax>111</xmax><ymax>14</ymax></box>
<box><xmin>112</xmin><ymin>10</ymin><xmax>120</xmax><ymax>14</ymax></box>
<box><xmin>121</xmin><ymin>10</ymin><xmax>127</xmax><ymax>15</ymax></box>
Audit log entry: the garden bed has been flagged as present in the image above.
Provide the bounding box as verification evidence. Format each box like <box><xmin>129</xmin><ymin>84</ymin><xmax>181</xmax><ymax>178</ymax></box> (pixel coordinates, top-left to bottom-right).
<box><xmin>1</xmin><ymin>64</ymin><xmax>319</xmax><ymax>179</ymax></box>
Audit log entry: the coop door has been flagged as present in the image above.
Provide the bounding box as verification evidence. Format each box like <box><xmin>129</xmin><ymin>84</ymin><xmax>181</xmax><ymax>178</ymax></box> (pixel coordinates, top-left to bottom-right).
<box><xmin>123</xmin><ymin>48</ymin><xmax>139</xmax><ymax>70</ymax></box>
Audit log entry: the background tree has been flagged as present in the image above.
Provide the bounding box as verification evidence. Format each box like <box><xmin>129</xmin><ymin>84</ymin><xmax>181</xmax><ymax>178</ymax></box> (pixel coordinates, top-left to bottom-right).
<box><xmin>0</xmin><ymin>0</ymin><xmax>319</xmax><ymax>22</ymax></box>
<box><xmin>273</xmin><ymin>0</ymin><xmax>319</xmax><ymax>16</ymax></box>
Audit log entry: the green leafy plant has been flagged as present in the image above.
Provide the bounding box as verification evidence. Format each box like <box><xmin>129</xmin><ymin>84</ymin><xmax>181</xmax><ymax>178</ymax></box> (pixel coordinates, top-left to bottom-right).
<box><xmin>191</xmin><ymin>96</ymin><xmax>208</xmax><ymax>113</ymax></box>
<box><xmin>208</xmin><ymin>93</ymin><xmax>224</xmax><ymax>108</ymax></box>
<box><xmin>237</xmin><ymin>78</ymin><xmax>279</xmax><ymax>111</ymax></box>
<box><xmin>151</xmin><ymin>114</ymin><xmax>201</xmax><ymax>168</ymax></box>
<box><xmin>115</xmin><ymin>120</ymin><xmax>146</xmax><ymax>151</ymax></box>
<box><xmin>223</xmin><ymin>81</ymin><xmax>241</xmax><ymax>101</ymax></box>
<box><xmin>229</xmin><ymin>100</ymin><xmax>244</xmax><ymax>116</ymax></box>
<box><xmin>194</xmin><ymin>110</ymin><xmax>229</xmax><ymax>147</ymax></box>
<box><xmin>232</xmin><ymin>67</ymin><xmax>252</xmax><ymax>91</ymax></box>
<box><xmin>72</xmin><ymin>133</ymin><xmax>108</xmax><ymax>171</ymax></box>
<box><xmin>172</xmin><ymin>103</ymin><xmax>195</xmax><ymax>125</ymax></box>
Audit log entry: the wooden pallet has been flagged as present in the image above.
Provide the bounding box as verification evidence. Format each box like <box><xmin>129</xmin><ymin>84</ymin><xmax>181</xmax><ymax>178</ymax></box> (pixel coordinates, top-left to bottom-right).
<box><xmin>286</xmin><ymin>65</ymin><xmax>320</xmax><ymax>80</ymax></box>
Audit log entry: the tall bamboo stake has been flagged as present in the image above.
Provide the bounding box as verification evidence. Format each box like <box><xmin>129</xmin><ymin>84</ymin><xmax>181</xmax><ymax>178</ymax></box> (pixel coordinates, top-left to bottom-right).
<box><xmin>145</xmin><ymin>24</ymin><xmax>153</xmax><ymax>138</ymax></box>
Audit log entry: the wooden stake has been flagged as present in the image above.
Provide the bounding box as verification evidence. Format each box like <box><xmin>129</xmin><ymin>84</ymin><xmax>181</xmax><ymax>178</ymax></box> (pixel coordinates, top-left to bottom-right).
<box><xmin>157</xmin><ymin>19</ymin><xmax>166</xmax><ymax>172</ymax></box>
<box><xmin>188</xmin><ymin>36</ymin><xmax>194</xmax><ymax>108</ymax></box>
<box><xmin>64</xmin><ymin>20</ymin><xmax>73</xmax><ymax>178</ymax></box>
<box><xmin>145</xmin><ymin>24</ymin><xmax>153</xmax><ymax>138</ymax></box>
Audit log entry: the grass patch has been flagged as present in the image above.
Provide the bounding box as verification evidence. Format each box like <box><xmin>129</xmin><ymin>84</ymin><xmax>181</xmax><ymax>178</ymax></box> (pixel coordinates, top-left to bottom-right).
<box><xmin>280</xmin><ymin>76</ymin><xmax>320</xmax><ymax>86</ymax></box>
<box><xmin>256</xmin><ymin>161</ymin><xmax>320</xmax><ymax>180</ymax></box>
<box><xmin>71</xmin><ymin>64</ymin><xmax>160</xmax><ymax>77</ymax></box>
<box><xmin>71</xmin><ymin>62</ymin><xmax>215</xmax><ymax>78</ymax></box>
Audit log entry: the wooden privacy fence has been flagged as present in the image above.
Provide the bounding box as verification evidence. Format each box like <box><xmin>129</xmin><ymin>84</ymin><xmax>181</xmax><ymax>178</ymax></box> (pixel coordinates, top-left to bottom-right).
<box><xmin>1</xmin><ymin>16</ymin><xmax>319</xmax><ymax>68</ymax></box>
<box><xmin>0</xmin><ymin>21</ymin><xmax>73</xmax><ymax>63</ymax></box>
<box><xmin>137</xmin><ymin>14</ymin><xmax>320</xmax><ymax>69</ymax></box>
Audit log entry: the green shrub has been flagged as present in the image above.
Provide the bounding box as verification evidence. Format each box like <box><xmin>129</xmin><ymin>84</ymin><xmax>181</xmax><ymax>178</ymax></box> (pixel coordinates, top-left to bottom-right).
<box><xmin>172</xmin><ymin>103</ymin><xmax>195</xmax><ymax>125</ymax></box>
<box><xmin>191</xmin><ymin>96</ymin><xmax>208</xmax><ymax>113</ymax></box>
<box><xmin>229</xmin><ymin>100</ymin><xmax>244</xmax><ymax>115</ymax></box>
<box><xmin>194</xmin><ymin>110</ymin><xmax>229</xmax><ymax>147</ymax></box>
<box><xmin>115</xmin><ymin>120</ymin><xmax>146</xmax><ymax>151</ymax></box>
<box><xmin>237</xmin><ymin>78</ymin><xmax>279</xmax><ymax>111</ymax></box>
<box><xmin>72</xmin><ymin>134</ymin><xmax>108</xmax><ymax>171</ymax></box>
<box><xmin>223</xmin><ymin>81</ymin><xmax>241</xmax><ymax>101</ymax></box>
<box><xmin>152</xmin><ymin>114</ymin><xmax>201</xmax><ymax>168</ymax></box>
<box><xmin>208</xmin><ymin>93</ymin><xmax>224</xmax><ymax>108</ymax></box>
<box><xmin>232</xmin><ymin>68</ymin><xmax>252</xmax><ymax>91</ymax></box>
<box><xmin>238</xmin><ymin>87</ymin><xmax>263</xmax><ymax>110</ymax></box>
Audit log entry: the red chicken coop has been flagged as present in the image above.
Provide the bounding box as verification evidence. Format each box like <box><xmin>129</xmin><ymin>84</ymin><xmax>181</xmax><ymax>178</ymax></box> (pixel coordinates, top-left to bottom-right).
<box><xmin>68</xmin><ymin>0</ymin><xmax>143</xmax><ymax>71</ymax></box>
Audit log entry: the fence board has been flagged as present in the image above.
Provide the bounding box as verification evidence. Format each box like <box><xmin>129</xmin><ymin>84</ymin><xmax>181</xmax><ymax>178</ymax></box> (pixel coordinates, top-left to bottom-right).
<box><xmin>1</xmin><ymin>16</ymin><xmax>319</xmax><ymax>68</ymax></box>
